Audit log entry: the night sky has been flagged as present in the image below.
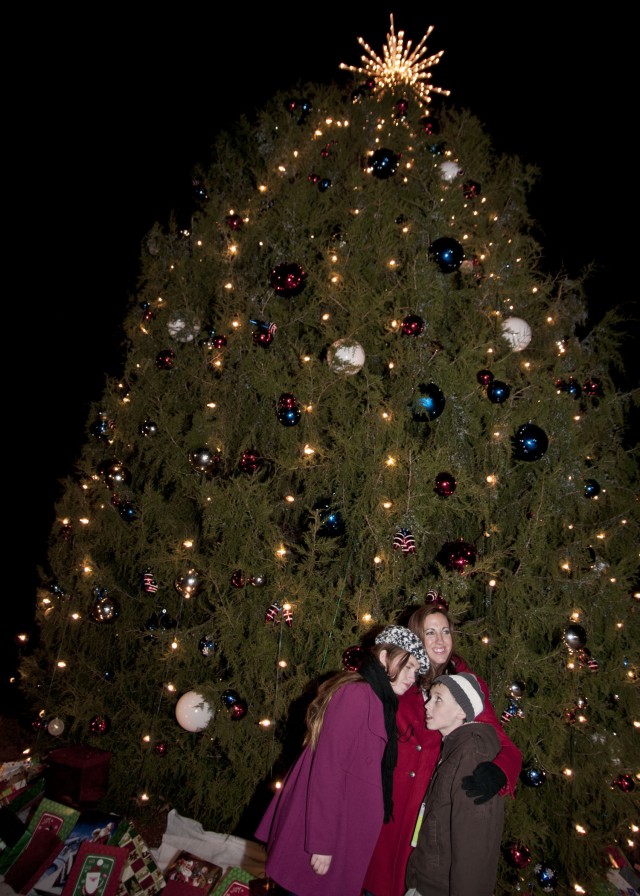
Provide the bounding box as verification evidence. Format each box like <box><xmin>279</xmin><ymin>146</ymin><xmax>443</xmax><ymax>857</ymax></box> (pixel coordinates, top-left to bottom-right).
<box><xmin>11</xmin><ymin>9</ymin><xmax>633</xmax><ymax>691</ymax></box>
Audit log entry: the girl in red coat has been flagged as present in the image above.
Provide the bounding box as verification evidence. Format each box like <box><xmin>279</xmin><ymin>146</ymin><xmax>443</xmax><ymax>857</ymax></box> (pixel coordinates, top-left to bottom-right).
<box><xmin>255</xmin><ymin>625</ymin><xmax>430</xmax><ymax>896</ymax></box>
<box><xmin>362</xmin><ymin>597</ymin><xmax>522</xmax><ymax>896</ymax></box>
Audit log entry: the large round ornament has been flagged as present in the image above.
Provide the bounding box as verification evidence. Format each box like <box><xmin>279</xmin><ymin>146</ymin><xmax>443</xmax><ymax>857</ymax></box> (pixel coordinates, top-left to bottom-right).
<box><xmin>327</xmin><ymin>339</ymin><xmax>365</xmax><ymax>375</ymax></box>
<box><xmin>564</xmin><ymin>624</ymin><xmax>587</xmax><ymax>649</ymax></box>
<box><xmin>238</xmin><ymin>448</ymin><xmax>263</xmax><ymax>474</ymax></box>
<box><xmin>369</xmin><ymin>147</ymin><xmax>400</xmax><ymax>179</ymax></box>
<box><xmin>428</xmin><ymin>237</ymin><xmax>464</xmax><ymax>273</ymax></box>
<box><xmin>476</xmin><ymin>369</ymin><xmax>494</xmax><ymax>386</ymax></box>
<box><xmin>270</xmin><ymin>262</ymin><xmax>307</xmax><ymax>297</ymax></box>
<box><xmin>506</xmin><ymin>680</ymin><xmax>526</xmax><ymax>699</ymax></box>
<box><xmin>90</xmin><ymin>589</ymin><xmax>120</xmax><ymax>624</ymax></box>
<box><xmin>503</xmin><ymin>842</ymin><xmax>531</xmax><ymax>869</ymax></box>
<box><xmin>189</xmin><ymin>447</ymin><xmax>222</xmax><ymax>477</ymax></box>
<box><xmin>512</xmin><ymin>424</ymin><xmax>548</xmax><ymax>462</ymax></box>
<box><xmin>439</xmin><ymin>160</ymin><xmax>462</xmax><ymax>182</ymax></box>
<box><xmin>434</xmin><ymin>472</ymin><xmax>457</xmax><ymax>497</ymax></box>
<box><xmin>611</xmin><ymin>774</ymin><xmax>636</xmax><ymax>792</ymax></box>
<box><xmin>501</xmin><ymin>317</ymin><xmax>532</xmax><ymax>352</ymax></box>
<box><xmin>411</xmin><ymin>383</ymin><xmax>446</xmax><ymax>422</ymax></box>
<box><xmin>221</xmin><ymin>688</ymin><xmax>240</xmax><ymax>708</ymax></box>
<box><xmin>486</xmin><ymin>380</ymin><xmax>511</xmax><ymax>404</ymax></box>
<box><xmin>174</xmin><ymin>569</ymin><xmax>201</xmax><ymax>598</ymax></box>
<box><xmin>175</xmin><ymin>691</ymin><xmax>212</xmax><ymax>732</ymax></box>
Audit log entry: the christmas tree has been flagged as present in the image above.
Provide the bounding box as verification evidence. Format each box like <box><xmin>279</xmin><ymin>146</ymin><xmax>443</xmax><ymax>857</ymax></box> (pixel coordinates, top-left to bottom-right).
<box><xmin>19</xmin><ymin>16</ymin><xmax>638</xmax><ymax>895</ymax></box>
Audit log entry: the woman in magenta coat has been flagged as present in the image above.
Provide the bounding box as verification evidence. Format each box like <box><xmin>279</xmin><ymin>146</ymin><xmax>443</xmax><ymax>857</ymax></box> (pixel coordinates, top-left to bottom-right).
<box><xmin>255</xmin><ymin>625</ymin><xmax>430</xmax><ymax>896</ymax></box>
<box><xmin>362</xmin><ymin>599</ymin><xmax>522</xmax><ymax>896</ymax></box>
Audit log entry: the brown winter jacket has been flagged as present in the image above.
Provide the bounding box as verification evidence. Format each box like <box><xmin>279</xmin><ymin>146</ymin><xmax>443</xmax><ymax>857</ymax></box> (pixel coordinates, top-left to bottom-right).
<box><xmin>405</xmin><ymin>722</ymin><xmax>505</xmax><ymax>896</ymax></box>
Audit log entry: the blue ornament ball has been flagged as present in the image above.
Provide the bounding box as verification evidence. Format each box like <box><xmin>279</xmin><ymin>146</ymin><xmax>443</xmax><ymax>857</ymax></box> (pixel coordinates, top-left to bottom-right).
<box><xmin>428</xmin><ymin>237</ymin><xmax>465</xmax><ymax>273</ymax></box>
<box><xmin>199</xmin><ymin>636</ymin><xmax>217</xmax><ymax>657</ymax></box>
<box><xmin>369</xmin><ymin>147</ymin><xmax>400</xmax><ymax>179</ymax></box>
<box><xmin>221</xmin><ymin>689</ymin><xmax>240</xmax><ymax>708</ymax></box>
<box><xmin>520</xmin><ymin>766</ymin><xmax>546</xmax><ymax>787</ymax></box>
<box><xmin>411</xmin><ymin>383</ymin><xmax>446</xmax><ymax>422</ymax></box>
<box><xmin>512</xmin><ymin>423</ymin><xmax>548</xmax><ymax>461</ymax></box>
<box><xmin>535</xmin><ymin>863</ymin><xmax>558</xmax><ymax>892</ymax></box>
<box><xmin>584</xmin><ymin>479</ymin><xmax>601</xmax><ymax>498</ymax></box>
<box><xmin>487</xmin><ymin>380</ymin><xmax>511</xmax><ymax>404</ymax></box>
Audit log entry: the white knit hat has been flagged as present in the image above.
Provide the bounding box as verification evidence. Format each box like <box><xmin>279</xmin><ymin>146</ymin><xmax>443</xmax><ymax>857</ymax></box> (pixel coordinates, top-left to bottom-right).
<box><xmin>375</xmin><ymin>625</ymin><xmax>430</xmax><ymax>675</ymax></box>
<box><xmin>433</xmin><ymin>672</ymin><xmax>484</xmax><ymax>721</ymax></box>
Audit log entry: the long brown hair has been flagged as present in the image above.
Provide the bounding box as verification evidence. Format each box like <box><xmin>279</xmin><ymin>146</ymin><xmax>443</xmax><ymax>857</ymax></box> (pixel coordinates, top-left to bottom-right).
<box><xmin>304</xmin><ymin>643</ymin><xmax>412</xmax><ymax>749</ymax></box>
<box><xmin>407</xmin><ymin>605</ymin><xmax>460</xmax><ymax>688</ymax></box>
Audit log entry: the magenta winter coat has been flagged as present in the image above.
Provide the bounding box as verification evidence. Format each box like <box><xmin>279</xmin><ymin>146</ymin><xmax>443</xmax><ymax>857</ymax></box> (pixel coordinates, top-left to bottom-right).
<box><xmin>255</xmin><ymin>681</ymin><xmax>387</xmax><ymax>896</ymax></box>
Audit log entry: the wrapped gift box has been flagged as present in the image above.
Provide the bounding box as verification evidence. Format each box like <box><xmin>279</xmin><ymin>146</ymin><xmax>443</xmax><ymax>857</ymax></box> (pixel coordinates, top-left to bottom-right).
<box><xmin>45</xmin><ymin>745</ymin><xmax>112</xmax><ymax>808</ymax></box>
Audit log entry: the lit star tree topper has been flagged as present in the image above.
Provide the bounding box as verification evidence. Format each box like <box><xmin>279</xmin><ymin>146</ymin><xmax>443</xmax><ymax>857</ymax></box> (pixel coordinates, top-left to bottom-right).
<box><xmin>339</xmin><ymin>14</ymin><xmax>451</xmax><ymax>111</ymax></box>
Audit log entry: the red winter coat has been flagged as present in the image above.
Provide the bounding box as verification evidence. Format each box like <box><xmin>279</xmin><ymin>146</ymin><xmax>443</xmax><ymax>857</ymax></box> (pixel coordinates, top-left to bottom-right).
<box><xmin>255</xmin><ymin>681</ymin><xmax>387</xmax><ymax>896</ymax></box>
<box><xmin>362</xmin><ymin>658</ymin><xmax>522</xmax><ymax>896</ymax></box>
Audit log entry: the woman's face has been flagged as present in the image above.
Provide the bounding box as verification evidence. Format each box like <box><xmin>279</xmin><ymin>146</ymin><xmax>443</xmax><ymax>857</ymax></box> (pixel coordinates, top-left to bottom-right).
<box><xmin>386</xmin><ymin>653</ymin><xmax>421</xmax><ymax>695</ymax></box>
<box><xmin>420</xmin><ymin>612</ymin><xmax>453</xmax><ymax>666</ymax></box>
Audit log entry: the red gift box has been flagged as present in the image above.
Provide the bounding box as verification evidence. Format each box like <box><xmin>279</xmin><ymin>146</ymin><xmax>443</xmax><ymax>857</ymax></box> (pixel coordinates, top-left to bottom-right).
<box><xmin>45</xmin><ymin>745</ymin><xmax>112</xmax><ymax>808</ymax></box>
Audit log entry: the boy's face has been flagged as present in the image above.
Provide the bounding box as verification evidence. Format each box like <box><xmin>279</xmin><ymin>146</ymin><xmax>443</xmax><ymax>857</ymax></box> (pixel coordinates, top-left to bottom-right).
<box><xmin>424</xmin><ymin>682</ymin><xmax>466</xmax><ymax>736</ymax></box>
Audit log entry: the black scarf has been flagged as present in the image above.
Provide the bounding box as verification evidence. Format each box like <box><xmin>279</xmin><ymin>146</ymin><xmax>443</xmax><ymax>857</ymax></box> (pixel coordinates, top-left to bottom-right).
<box><xmin>359</xmin><ymin>653</ymin><xmax>399</xmax><ymax>822</ymax></box>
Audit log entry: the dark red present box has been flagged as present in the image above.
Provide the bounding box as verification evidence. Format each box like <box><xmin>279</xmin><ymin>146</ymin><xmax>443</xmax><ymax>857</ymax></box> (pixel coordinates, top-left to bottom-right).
<box><xmin>45</xmin><ymin>745</ymin><xmax>112</xmax><ymax>808</ymax></box>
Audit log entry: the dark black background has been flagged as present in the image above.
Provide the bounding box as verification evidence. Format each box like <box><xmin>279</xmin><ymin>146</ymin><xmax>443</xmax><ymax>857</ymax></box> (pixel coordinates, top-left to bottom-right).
<box><xmin>10</xmin><ymin>9</ymin><xmax>634</xmax><ymax>700</ymax></box>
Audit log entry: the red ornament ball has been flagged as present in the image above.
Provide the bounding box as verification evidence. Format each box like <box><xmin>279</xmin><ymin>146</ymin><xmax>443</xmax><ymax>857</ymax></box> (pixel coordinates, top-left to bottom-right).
<box><xmin>612</xmin><ymin>774</ymin><xmax>636</xmax><ymax>792</ymax></box>
<box><xmin>231</xmin><ymin>699</ymin><xmax>248</xmax><ymax>721</ymax></box>
<box><xmin>239</xmin><ymin>449</ymin><xmax>263</xmax><ymax>474</ymax></box>
<box><xmin>438</xmin><ymin>541</ymin><xmax>477</xmax><ymax>572</ymax></box>
<box><xmin>225</xmin><ymin>214</ymin><xmax>243</xmax><ymax>231</ymax></box>
<box><xmin>401</xmin><ymin>315</ymin><xmax>425</xmax><ymax>336</ymax></box>
<box><xmin>156</xmin><ymin>350</ymin><xmax>176</xmax><ymax>370</ymax></box>
<box><xmin>476</xmin><ymin>369</ymin><xmax>494</xmax><ymax>386</ymax></box>
<box><xmin>503</xmin><ymin>841</ymin><xmax>531</xmax><ymax>869</ymax></box>
<box><xmin>270</xmin><ymin>262</ymin><xmax>307</xmax><ymax>297</ymax></box>
<box><xmin>434</xmin><ymin>472</ymin><xmax>457</xmax><ymax>497</ymax></box>
<box><xmin>230</xmin><ymin>570</ymin><xmax>246</xmax><ymax>588</ymax></box>
<box><xmin>153</xmin><ymin>741</ymin><xmax>168</xmax><ymax>757</ymax></box>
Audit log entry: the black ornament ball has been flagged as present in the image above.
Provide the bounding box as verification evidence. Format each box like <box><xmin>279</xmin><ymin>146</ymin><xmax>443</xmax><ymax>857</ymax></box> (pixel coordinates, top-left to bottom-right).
<box><xmin>100</xmin><ymin>460</ymin><xmax>132</xmax><ymax>490</ymax></box>
<box><xmin>412</xmin><ymin>383</ymin><xmax>446</xmax><ymax>422</ymax></box>
<box><xmin>584</xmin><ymin>479</ymin><xmax>601</xmax><ymax>498</ymax></box>
<box><xmin>434</xmin><ymin>472</ymin><xmax>457</xmax><ymax>497</ymax></box>
<box><xmin>174</xmin><ymin>569</ymin><xmax>201</xmax><ymax>597</ymax></box>
<box><xmin>486</xmin><ymin>380</ymin><xmax>511</xmax><ymax>404</ymax></box>
<box><xmin>428</xmin><ymin>237</ymin><xmax>465</xmax><ymax>273</ymax></box>
<box><xmin>564</xmin><ymin>624</ymin><xmax>587</xmax><ymax>649</ymax></box>
<box><xmin>512</xmin><ymin>424</ymin><xmax>548</xmax><ymax>461</ymax></box>
<box><xmin>369</xmin><ymin>147</ymin><xmax>400</xmax><ymax>179</ymax></box>
<box><xmin>140</xmin><ymin>419</ymin><xmax>158</xmax><ymax>437</ymax></box>
<box><xmin>506</xmin><ymin>680</ymin><xmax>526</xmax><ymax>699</ymax></box>
<box><xmin>270</xmin><ymin>262</ymin><xmax>307</xmax><ymax>297</ymax></box>
<box><xmin>520</xmin><ymin>766</ymin><xmax>546</xmax><ymax>787</ymax></box>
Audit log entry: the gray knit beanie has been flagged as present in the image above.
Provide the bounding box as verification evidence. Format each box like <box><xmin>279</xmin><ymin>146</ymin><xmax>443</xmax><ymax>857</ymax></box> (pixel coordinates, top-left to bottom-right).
<box><xmin>433</xmin><ymin>672</ymin><xmax>484</xmax><ymax>721</ymax></box>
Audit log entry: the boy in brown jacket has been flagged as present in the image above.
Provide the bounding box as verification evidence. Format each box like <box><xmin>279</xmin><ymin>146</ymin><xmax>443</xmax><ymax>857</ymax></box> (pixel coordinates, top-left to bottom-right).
<box><xmin>404</xmin><ymin>673</ymin><xmax>505</xmax><ymax>896</ymax></box>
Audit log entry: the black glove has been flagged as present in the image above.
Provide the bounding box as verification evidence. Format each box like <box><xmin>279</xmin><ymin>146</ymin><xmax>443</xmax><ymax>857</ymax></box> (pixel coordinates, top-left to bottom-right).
<box><xmin>461</xmin><ymin>761</ymin><xmax>507</xmax><ymax>804</ymax></box>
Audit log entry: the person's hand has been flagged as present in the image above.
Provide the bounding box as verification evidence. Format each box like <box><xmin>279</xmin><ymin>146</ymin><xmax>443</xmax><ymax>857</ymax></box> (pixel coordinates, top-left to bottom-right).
<box><xmin>310</xmin><ymin>854</ymin><xmax>332</xmax><ymax>875</ymax></box>
<box><xmin>461</xmin><ymin>761</ymin><xmax>507</xmax><ymax>803</ymax></box>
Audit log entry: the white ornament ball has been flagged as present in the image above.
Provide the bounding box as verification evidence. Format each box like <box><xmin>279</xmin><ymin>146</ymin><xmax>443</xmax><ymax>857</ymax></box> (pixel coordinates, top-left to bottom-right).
<box><xmin>175</xmin><ymin>690</ymin><xmax>213</xmax><ymax>732</ymax></box>
<box><xmin>501</xmin><ymin>317</ymin><xmax>532</xmax><ymax>352</ymax></box>
<box><xmin>47</xmin><ymin>717</ymin><xmax>65</xmax><ymax>736</ymax></box>
<box><xmin>327</xmin><ymin>339</ymin><xmax>366</xmax><ymax>375</ymax></box>
<box><xmin>167</xmin><ymin>316</ymin><xmax>200</xmax><ymax>343</ymax></box>
<box><xmin>439</xmin><ymin>160</ymin><xmax>463</xmax><ymax>183</ymax></box>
